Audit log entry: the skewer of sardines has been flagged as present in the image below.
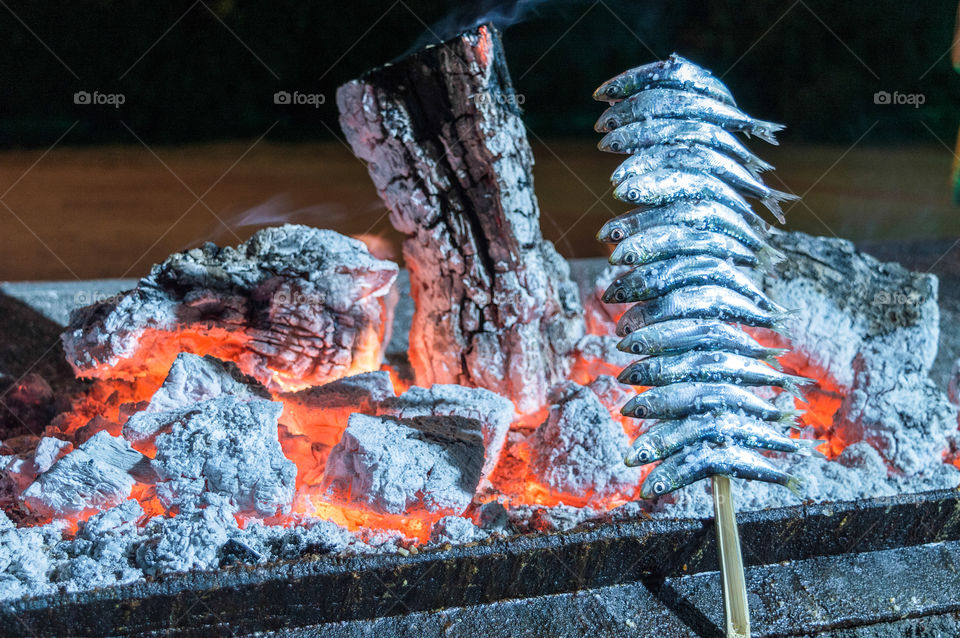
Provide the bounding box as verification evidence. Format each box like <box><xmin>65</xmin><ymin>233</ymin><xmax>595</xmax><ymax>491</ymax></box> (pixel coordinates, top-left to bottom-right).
<box><xmin>593</xmin><ymin>54</ymin><xmax>820</xmax><ymax>637</ymax></box>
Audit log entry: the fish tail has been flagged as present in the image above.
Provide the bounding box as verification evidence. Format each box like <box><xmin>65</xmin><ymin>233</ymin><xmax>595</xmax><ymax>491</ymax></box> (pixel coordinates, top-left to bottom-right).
<box><xmin>752</xmin><ymin>119</ymin><xmax>785</xmax><ymax>145</ymax></box>
<box><xmin>794</xmin><ymin>439</ymin><xmax>828</xmax><ymax>458</ymax></box>
<box><xmin>746</xmin><ymin>156</ymin><xmax>776</xmax><ymax>173</ymax></box>
<box><xmin>771</xmin><ymin>309</ymin><xmax>799</xmax><ymax>336</ymax></box>
<box><xmin>784</xmin><ymin>474</ymin><xmax>803</xmax><ymax>499</ymax></box>
<box><xmin>763</xmin><ymin>350</ymin><xmax>787</xmax><ymax>370</ymax></box>
<box><xmin>783</xmin><ymin>381</ymin><xmax>808</xmax><ymax>402</ymax></box>
<box><xmin>756</xmin><ymin>242</ymin><xmax>787</xmax><ymax>269</ymax></box>
<box><xmin>777</xmin><ymin>409</ymin><xmax>803</xmax><ymax>427</ymax></box>
<box><xmin>759</xmin><ymin>196</ymin><xmax>788</xmax><ymax>224</ymax></box>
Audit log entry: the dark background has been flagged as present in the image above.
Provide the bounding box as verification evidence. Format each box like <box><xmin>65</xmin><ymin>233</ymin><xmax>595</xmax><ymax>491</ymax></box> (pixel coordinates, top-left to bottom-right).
<box><xmin>0</xmin><ymin>0</ymin><xmax>956</xmax><ymax>148</ymax></box>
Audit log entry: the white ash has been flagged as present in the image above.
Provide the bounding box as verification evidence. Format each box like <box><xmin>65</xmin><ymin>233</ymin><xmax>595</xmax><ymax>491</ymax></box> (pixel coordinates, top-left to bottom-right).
<box><xmin>948</xmin><ymin>358</ymin><xmax>960</xmax><ymax>405</ymax></box>
<box><xmin>62</xmin><ymin>225</ymin><xmax>398</xmax><ymax>392</ymax></box>
<box><xmin>528</xmin><ymin>381</ymin><xmax>641</xmax><ymax>499</ymax></box>
<box><xmin>428</xmin><ymin>515</ymin><xmax>489</xmax><ymax>546</ymax></box>
<box><xmin>135</xmin><ymin>493</ymin><xmax>239</xmax><ymax>576</ymax></box>
<box><xmin>0</xmin><ymin>511</ymin><xmax>63</xmax><ymax>601</ymax></box>
<box><xmin>21</xmin><ymin>432</ymin><xmax>146</xmax><ymax>517</ymax></box>
<box><xmin>31</xmin><ymin>437</ymin><xmax>72</xmax><ymax>474</ymax></box>
<box><xmin>378</xmin><ymin>384</ymin><xmax>515</xmax><ymax>480</ymax></box>
<box><xmin>150</xmin><ymin>397</ymin><xmax>296</xmax><ymax>517</ymax></box>
<box><xmin>323</xmin><ymin>413</ymin><xmax>485</xmax><ymax>516</ymax></box>
<box><xmin>571</xmin><ymin>333</ymin><xmax>635</xmax><ymax>376</ymax></box>
<box><xmin>507</xmin><ymin>502</ymin><xmax>603</xmax><ymax>534</ymax></box>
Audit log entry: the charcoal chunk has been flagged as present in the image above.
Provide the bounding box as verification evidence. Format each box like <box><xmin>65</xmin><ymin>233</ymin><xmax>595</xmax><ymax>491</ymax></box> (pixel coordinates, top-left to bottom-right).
<box><xmin>323</xmin><ymin>413</ymin><xmax>485</xmax><ymax>516</ymax></box>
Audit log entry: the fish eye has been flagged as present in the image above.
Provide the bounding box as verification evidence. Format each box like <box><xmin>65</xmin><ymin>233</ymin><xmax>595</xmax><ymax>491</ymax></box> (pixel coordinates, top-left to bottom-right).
<box><xmin>631</xmin><ymin>343</ymin><xmax>641</xmax><ymax>354</ymax></box>
<box><xmin>637</xmin><ymin>449</ymin><xmax>650</xmax><ymax>462</ymax></box>
<box><xmin>624</xmin><ymin>252</ymin><xmax>636</xmax><ymax>264</ymax></box>
<box><xmin>635</xmin><ymin>405</ymin><xmax>647</xmax><ymax>417</ymax></box>
<box><xmin>614</xmin><ymin>289</ymin><xmax>626</xmax><ymax>302</ymax></box>
<box><xmin>627</xmin><ymin>189</ymin><xmax>639</xmax><ymax>201</ymax></box>
<box><xmin>606</xmin><ymin>118</ymin><xmax>618</xmax><ymax>130</ymax></box>
<box><xmin>653</xmin><ymin>480</ymin><xmax>668</xmax><ymax>495</ymax></box>
<box><xmin>610</xmin><ymin>228</ymin><xmax>624</xmax><ymax>241</ymax></box>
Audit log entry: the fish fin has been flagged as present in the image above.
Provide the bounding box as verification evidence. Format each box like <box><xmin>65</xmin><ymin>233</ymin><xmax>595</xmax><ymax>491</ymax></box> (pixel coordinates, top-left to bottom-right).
<box><xmin>793</xmin><ymin>439</ymin><xmax>828</xmax><ymax>458</ymax></box>
<box><xmin>746</xmin><ymin>157</ymin><xmax>776</xmax><ymax>173</ymax></box>
<box><xmin>759</xmin><ymin>196</ymin><xmax>788</xmax><ymax>225</ymax></box>
<box><xmin>763</xmin><ymin>352</ymin><xmax>785</xmax><ymax>370</ymax></box>
<box><xmin>752</xmin><ymin>119</ymin><xmax>785</xmax><ymax>145</ymax></box>
<box><xmin>784</xmin><ymin>475</ymin><xmax>803</xmax><ymax>499</ymax></box>
<box><xmin>782</xmin><ymin>381</ymin><xmax>808</xmax><ymax>402</ymax></box>
<box><xmin>756</xmin><ymin>242</ymin><xmax>787</xmax><ymax>269</ymax></box>
<box><xmin>777</xmin><ymin>409</ymin><xmax>803</xmax><ymax>427</ymax></box>
<box><xmin>771</xmin><ymin>309</ymin><xmax>799</xmax><ymax>337</ymax></box>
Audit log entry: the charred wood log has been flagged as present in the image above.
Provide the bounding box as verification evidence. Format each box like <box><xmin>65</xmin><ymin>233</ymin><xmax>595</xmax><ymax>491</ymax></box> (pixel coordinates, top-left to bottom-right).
<box><xmin>337</xmin><ymin>25</ymin><xmax>584</xmax><ymax>413</ymax></box>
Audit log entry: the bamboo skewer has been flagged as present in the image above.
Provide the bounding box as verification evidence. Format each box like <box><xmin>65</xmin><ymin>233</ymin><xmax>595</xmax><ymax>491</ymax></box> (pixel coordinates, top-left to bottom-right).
<box><xmin>712</xmin><ymin>474</ymin><xmax>750</xmax><ymax>638</ymax></box>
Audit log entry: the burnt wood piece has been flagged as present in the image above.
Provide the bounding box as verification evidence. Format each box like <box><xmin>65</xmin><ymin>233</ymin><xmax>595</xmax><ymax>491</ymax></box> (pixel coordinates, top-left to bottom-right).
<box><xmin>336</xmin><ymin>25</ymin><xmax>584</xmax><ymax>414</ymax></box>
<box><xmin>3</xmin><ymin>489</ymin><xmax>959</xmax><ymax>636</ymax></box>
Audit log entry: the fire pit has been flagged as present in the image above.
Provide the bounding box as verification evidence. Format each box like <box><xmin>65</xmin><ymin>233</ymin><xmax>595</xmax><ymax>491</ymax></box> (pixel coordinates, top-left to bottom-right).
<box><xmin>2</xmin><ymin>24</ymin><xmax>960</xmax><ymax>638</ymax></box>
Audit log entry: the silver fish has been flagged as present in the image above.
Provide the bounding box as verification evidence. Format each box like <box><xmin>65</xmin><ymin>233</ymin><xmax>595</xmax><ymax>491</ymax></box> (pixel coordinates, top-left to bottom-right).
<box><xmin>596</xmin><ymin>88</ymin><xmax>785</xmax><ymax>145</ymax></box>
<box><xmin>612</xmin><ymin>170</ymin><xmax>758</xmax><ymax>223</ymax></box>
<box><xmin>618</xmin><ymin>350</ymin><xmax>814</xmax><ymax>397</ymax></box>
<box><xmin>610</xmin><ymin>145</ymin><xmax>797</xmax><ymax>223</ymax></box>
<box><xmin>625</xmin><ymin>413</ymin><xmax>824</xmax><ymax>466</ymax></box>
<box><xmin>593</xmin><ymin>53</ymin><xmax>737</xmax><ymax>106</ymax></box>
<box><xmin>603</xmin><ymin>256</ymin><xmax>784</xmax><ymax>311</ymax></box>
<box><xmin>639</xmin><ymin>442</ymin><xmax>802</xmax><ymax>498</ymax></box>
<box><xmin>621</xmin><ymin>382</ymin><xmax>800</xmax><ymax>424</ymax></box>
<box><xmin>608</xmin><ymin>225</ymin><xmax>778</xmax><ymax>269</ymax></box>
<box><xmin>615</xmin><ymin>316</ymin><xmax>787</xmax><ymax>357</ymax></box>
<box><xmin>598</xmin><ymin>119</ymin><xmax>774</xmax><ymax>173</ymax></box>
<box><xmin>616</xmin><ymin>285</ymin><xmax>791</xmax><ymax>336</ymax></box>
<box><xmin>596</xmin><ymin>200</ymin><xmax>771</xmax><ymax>246</ymax></box>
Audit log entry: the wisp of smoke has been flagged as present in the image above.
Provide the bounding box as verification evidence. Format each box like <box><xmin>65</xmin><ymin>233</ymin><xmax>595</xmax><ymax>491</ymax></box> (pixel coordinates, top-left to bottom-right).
<box><xmin>408</xmin><ymin>0</ymin><xmax>557</xmax><ymax>53</ymax></box>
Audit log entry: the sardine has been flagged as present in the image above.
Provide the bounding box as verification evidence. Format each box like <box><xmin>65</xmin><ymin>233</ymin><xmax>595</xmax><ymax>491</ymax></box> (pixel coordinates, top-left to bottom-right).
<box><xmin>593</xmin><ymin>54</ymin><xmax>737</xmax><ymax>106</ymax></box>
<box><xmin>610</xmin><ymin>145</ymin><xmax>797</xmax><ymax>222</ymax></box>
<box><xmin>595</xmin><ymin>88</ymin><xmax>785</xmax><ymax>145</ymax></box>
<box><xmin>615</xmin><ymin>316</ymin><xmax>787</xmax><ymax>357</ymax></box>
<box><xmin>618</xmin><ymin>350</ymin><xmax>814</xmax><ymax>397</ymax></box>
<box><xmin>639</xmin><ymin>442</ymin><xmax>802</xmax><ymax>498</ymax></box>
<box><xmin>596</xmin><ymin>200</ymin><xmax>771</xmax><ymax>246</ymax></box>
<box><xmin>603</xmin><ymin>256</ymin><xmax>783</xmax><ymax>310</ymax></box>
<box><xmin>598</xmin><ymin>119</ymin><xmax>774</xmax><ymax>173</ymax></box>
<box><xmin>625</xmin><ymin>413</ymin><xmax>824</xmax><ymax>466</ymax></box>
<box><xmin>616</xmin><ymin>285</ymin><xmax>792</xmax><ymax>336</ymax></box>
<box><xmin>621</xmin><ymin>382</ymin><xmax>800</xmax><ymax>424</ymax></box>
<box><xmin>613</xmin><ymin>170</ymin><xmax>760</xmax><ymax>223</ymax></box>
<box><xmin>609</xmin><ymin>225</ymin><xmax>779</xmax><ymax>269</ymax></box>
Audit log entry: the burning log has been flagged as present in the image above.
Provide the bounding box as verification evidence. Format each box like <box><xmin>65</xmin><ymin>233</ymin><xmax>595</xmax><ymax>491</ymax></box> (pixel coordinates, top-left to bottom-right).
<box><xmin>21</xmin><ymin>431</ymin><xmax>148</xmax><ymax>517</ymax></box>
<box><xmin>323</xmin><ymin>413</ymin><xmax>485</xmax><ymax>516</ymax></box>
<box><xmin>336</xmin><ymin>25</ymin><xmax>585</xmax><ymax>413</ymax></box>
<box><xmin>62</xmin><ymin>225</ymin><xmax>398</xmax><ymax>393</ymax></box>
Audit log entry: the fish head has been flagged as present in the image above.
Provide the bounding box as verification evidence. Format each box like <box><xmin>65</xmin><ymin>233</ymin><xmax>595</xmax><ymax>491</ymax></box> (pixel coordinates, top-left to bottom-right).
<box><xmin>597</xmin><ymin>218</ymin><xmax>629</xmax><ymax>244</ymax></box>
<box><xmin>598</xmin><ymin>128</ymin><xmax>630</xmax><ymax>154</ymax></box>
<box><xmin>602</xmin><ymin>278</ymin><xmax>631</xmax><ymax>303</ymax></box>
<box><xmin>609</xmin><ymin>240</ymin><xmax>646</xmax><ymax>266</ymax></box>
<box><xmin>592</xmin><ymin>80</ymin><xmax>625</xmax><ymax>102</ymax></box>
<box><xmin>640</xmin><ymin>463</ymin><xmax>681</xmax><ymax>499</ymax></box>
<box><xmin>625</xmin><ymin>435</ymin><xmax>662</xmax><ymax>467</ymax></box>
<box><xmin>594</xmin><ymin>104</ymin><xmax>627</xmax><ymax>133</ymax></box>
<box><xmin>613</xmin><ymin>180</ymin><xmax>643</xmax><ymax>204</ymax></box>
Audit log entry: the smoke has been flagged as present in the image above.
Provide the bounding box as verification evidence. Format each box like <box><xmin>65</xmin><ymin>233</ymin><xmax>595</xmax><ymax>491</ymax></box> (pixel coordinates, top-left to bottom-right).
<box><xmin>408</xmin><ymin>0</ymin><xmax>557</xmax><ymax>52</ymax></box>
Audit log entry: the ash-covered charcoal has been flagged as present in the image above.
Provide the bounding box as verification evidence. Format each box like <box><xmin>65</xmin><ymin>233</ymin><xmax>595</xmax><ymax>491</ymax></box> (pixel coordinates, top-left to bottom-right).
<box><xmin>528</xmin><ymin>381</ymin><xmax>641</xmax><ymax>499</ymax></box>
<box><xmin>124</xmin><ymin>353</ymin><xmax>270</xmax><ymax>446</ymax></box>
<box><xmin>378</xmin><ymin>384</ymin><xmax>515</xmax><ymax>480</ymax></box>
<box><xmin>0</xmin><ymin>510</ymin><xmax>63</xmax><ymax>601</ymax></box>
<box><xmin>62</xmin><ymin>225</ymin><xmax>398</xmax><ymax>393</ymax></box>
<box><xmin>323</xmin><ymin>413</ymin><xmax>485</xmax><ymax>516</ymax></box>
<box><xmin>150</xmin><ymin>397</ymin><xmax>296</xmax><ymax>517</ymax></box>
<box><xmin>31</xmin><ymin>437</ymin><xmax>72</xmax><ymax>474</ymax></box>
<box><xmin>428</xmin><ymin>515</ymin><xmax>489</xmax><ymax>545</ymax></box>
<box><xmin>236</xmin><ymin>517</ymin><xmax>367</xmax><ymax>563</ymax></box>
<box><xmin>768</xmin><ymin>232</ymin><xmax>960</xmax><ymax>479</ymax></box>
<box><xmin>21</xmin><ymin>432</ymin><xmax>147</xmax><ymax>517</ymax></box>
<box><xmin>135</xmin><ymin>493</ymin><xmax>238</xmax><ymax>576</ymax></box>
<box><xmin>947</xmin><ymin>358</ymin><xmax>960</xmax><ymax>405</ymax></box>
<box><xmin>337</xmin><ymin>25</ymin><xmax>585</xmax><ymax>414</ymax></box>
<box><xmin>143</xmin><ymin>353</ymin><xmax>270</xmax><ymax>413</ymax></box>
<box><xmin>506</xmin><ymin>502</ymin><xmax>603</xmax><ymax>534</ymax></box>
